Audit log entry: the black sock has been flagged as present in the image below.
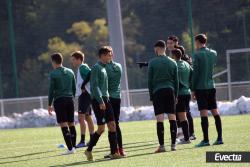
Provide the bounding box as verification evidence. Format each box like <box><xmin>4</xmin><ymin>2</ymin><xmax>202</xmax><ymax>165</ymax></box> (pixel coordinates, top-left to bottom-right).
<box><xmin>87</xmin><ymin>132</ymin><xmax>100</xmax><ymax>152</ymax></box>
<box><xmin>169</xmin><ymin>120</ymin><xmax>177</xmax><ymax>145</ymax></box>
<box><xmin>81</xmin><ymin>134</ymin><xmax>85</xmax><ymax>143</ymax></box>
<box><xmin>180</xmin><ymin>120</ymin><xmax>190</xmax><ymax>141</ymax></box>
<box><xmin>176</xmin><ymin>115</ymin><xmax>181</xmax><ymax>128</ymax></box>
<box><xmin>69</xmin><ymin>126</ymin><xmax>76</xmax><ymax>147</ymax></box>
<box><xmin>116</xmin><ymin>123</ymin><xmax>123</xmax><ymax>148</ymax></box>
<box><xmin>89</xmin><ymin>133</ymin><xmax>94</xmax><ymax>142</ymax></box>
<box><xmin>214</xmin><ymin>115</ymin><xmax>222</xmax><ymax>141</ymax></box>
<box><xmin>61</xmin><ymin>127</ymin><xmax>73</xmax><ymax>150</ymax></box>
<box><xmin>201</xmin><ymin>116</ymin><xmax>209</xmax><ymax>142</ymax></box>
<box><xmin>187</xmin><ymin>111</ymin><xmax>194</xmax><ymax>135</ymax></box>
<box><xmin>156</xmin><ymin>122</ymin><xmax>164</xmax><ymax>146</ymax></box>
<box><xmin>108</xmin><ymin>131</ymin><xmax>118</xmax><ymax>154</ymax></box>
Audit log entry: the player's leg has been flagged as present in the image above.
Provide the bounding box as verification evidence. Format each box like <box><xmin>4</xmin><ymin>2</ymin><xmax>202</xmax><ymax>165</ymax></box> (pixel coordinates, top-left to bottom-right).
<box><xmin>186</xmin><ymin>111</ymin><xmax>196</xmax><ymax>140</ymax></box>
<box><xmin>152</xmin><ymin>89</ymin><xmax>166</xmax><ymax>153</ymax></box>
<box><xmin>77</xmin><ymin>93</ymin><xmax>88</xmax><ymax>147</ymax></box>
<box><xmin>110</xmin><ymin>97</ymin><xmax>126</xmax><ymax>156</ymax></box>
<box><xmin>176</xmin><ymin>113</ymin><xmax>183</xmax><ymax>139</ymax></box>
<box><xmin>105</xmin><ymin>99</ymin><xmax>121</xmax><ymax>159</ymax></box>
<box><xmin>177</xmin><ymin>112</ymin><xmax>191</xmax><ymax>143</ymax></box>
<box><xmin>54</xmin><ymin>98</ymin><xmax>75</xmax><ymax>154</ymax></box>
<box><xmin>177</xmin><ymin>95</ymin><xmax>192</xmax><ymax>143</ymax></box>
<box><xmin>85</xmin><ymin>124</ymin><xmax>105</xmax><ymax>161</ymax></box>
<box><xmin>155</xmin><ymin>114</ymin><xmax>165</xmax><ymax>153</ymax></box>
<box><xmin>186</xmin><ymin>94</ymin><xmax>196</xmax><ymax>140</ymax></box>
<box><xmin>76</xmin><ymin>113</ymin><xmax>87</xmax><ymax>148</ymax></box>
<box><xmin>208</xmin><ymin>89</ymin><xmax>223</xmax><ymax>145</ymax></box>
<box><xmin>167</xmin><ymin>113</ymin><xmax>177</xmax><ymax>151</ymax></box>
<box><xmin>85</xmin><ymin>113</ymin><xmax>95</xmax><ymax>142</ymax></box>
<box><xmin>84</xmin><ymin>91</ymin><xmax>95</xmax><ymax>143</ymax></box>
<box><xmin>66</xmin><ymin>97</ymin><xmax>77</xmax><ymax>151</ymax></box>
<box><xmin>84</xmin><ymin>99</ymin><xmax>105</xmax><ymax>161</ymax></box>
<box><xmin>165</xmin><ymin>88</ymin><xmax>177</xmax><ymax>151</ymax></box>
<box><xmin>194</xmin><ymin>90</ymin><xmax>210</xmax><ymax>147</ymax></box>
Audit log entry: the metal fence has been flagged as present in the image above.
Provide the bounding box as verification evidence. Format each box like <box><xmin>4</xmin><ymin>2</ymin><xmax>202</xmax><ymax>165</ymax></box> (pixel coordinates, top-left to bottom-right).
<box><xmin>1</xmin><ymin>82</ymin><xmax>250</xmax><ymax>116</ymax></box>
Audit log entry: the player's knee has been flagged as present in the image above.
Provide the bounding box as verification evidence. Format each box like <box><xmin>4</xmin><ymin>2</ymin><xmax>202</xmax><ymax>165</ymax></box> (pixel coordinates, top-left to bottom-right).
<box><xmin>168</xmin><ymin>114</ymin><xmax>176</xmax><ymax>120</ymax></box>
<box><xmin>78</xmin><ymin>115</ymin><xmax>86</xmax><ymax>123</ymax></box>
<box><xmin>156</xmin><ymin>114</ymin><xmax>164</xmax><ymax>122</ymax></box>
<box><xmin>178</xmin><ymin>112</ymin><xmax>187</xmax><ymax>122</ymax></box>
<box><xmin>85</xmin><ymin>115</ymin><xmax>92</xmax><ymax>122</ymax></box>
<box><xmin>68</xmin><ymin>122</ymin><xmax>75</xmax><ymax>127</ymax></box>
<box><xmin>108</xmin><ymin>122</ymin><xmax>116</xmax><ymax>132</ymax></box>
<box><xmin>59</xmin><ymin>122</ymin><xmax>68</xmax><ymax>127</ymax></box>
<box><xmin>200</xmin><ymin>110</ymin><xmax>208</xmax><ymax>117</ymax></box>
<box><xmin>211</xmin><ymin>109</ymin><xmax>219</xmax><ymax>116</ymax></box>
<box><xmin>97</xmin><ymin>125</ymin><xmax>105</xmax><ymax>134</ymax></box>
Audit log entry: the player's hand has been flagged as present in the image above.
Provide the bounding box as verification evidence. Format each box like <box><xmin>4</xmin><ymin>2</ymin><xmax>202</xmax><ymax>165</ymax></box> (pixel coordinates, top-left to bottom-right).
<box><xmin>191</xmin><ymin>92</ymin><xmax>196</xmax><ymax>101</ymax></box>
<box><xmin>48</xmin><ymin>106</ymin><xmax>53</xmax><ymax>116</ymax></box>
<box><xmin>99</xmin><ymin>103</ymin><xmax>106</xmax><ymax>111</ymax></box>
<box><xmin>175</xmin><ymin>98</ymin><xmax>178</xmax><ymax>104</ymax></box>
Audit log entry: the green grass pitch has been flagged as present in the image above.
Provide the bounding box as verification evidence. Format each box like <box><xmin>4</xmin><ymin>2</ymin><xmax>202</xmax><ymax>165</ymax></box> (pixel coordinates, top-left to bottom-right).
<box><xmin>0</xmin><ymin>115</ymin><xmax>249</xmax><ymax>167</ymax></box>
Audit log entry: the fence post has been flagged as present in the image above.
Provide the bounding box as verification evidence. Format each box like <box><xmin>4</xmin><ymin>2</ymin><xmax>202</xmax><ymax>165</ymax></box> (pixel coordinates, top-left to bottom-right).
<box><xmin>226</xmin><ymin>51</ymin><xmax>232</xmax><ymax>101</ymax></box>
<box><xmin>0</xmin><ymin>100</ymin><xmax>4</xmax><ymax>116</ymax></box>
<box><xmin>39</xmin><ymin>96</ymin><xmax>44</xmax><ymax>109</ymax></box>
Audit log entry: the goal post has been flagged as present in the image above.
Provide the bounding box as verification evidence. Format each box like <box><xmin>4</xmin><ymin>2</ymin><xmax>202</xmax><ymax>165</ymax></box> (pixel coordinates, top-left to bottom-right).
<box><xmin>226</xmin><ymin>48</ymin><xmax>250</xmax><ymax>101</ymax></box>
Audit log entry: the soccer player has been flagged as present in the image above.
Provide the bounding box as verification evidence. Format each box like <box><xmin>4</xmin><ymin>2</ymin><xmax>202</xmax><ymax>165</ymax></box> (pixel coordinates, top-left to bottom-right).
<box><xmin>166</xmin><ymin>35</ymin><xmax>179</xmax><ymax>57</ymax></box>
<box><xmin>191</xmin><ymin>34</ymin><xmax>223</xmax><ymax>147</ymax></box>
<box><xmin>48</xmin><ymin>53</ymin><xmax>77</xmax><ymax>154</ymax></box>
<box><xmin>148</xmin><ymin>40</ymin><xmax>179</xmax><ymax>152</ymax></box>
<box><xmin>71</xmin><ymin>51</ymin><xmax>95</xmax><ymax>148</ymax></box>
<box><xmin>105</xmin><ymin>46</ymin><xmax>126</xmax><ymax>157</ymax></box>
<box><xmin>84</xmin><ymin>47</ymin><xmax>121</xmax><ymax>161</ymax></box>
<box><xmin>172</xmin><ymin>49</ymin><xmax>192</xmax><ymax>144</ymax></box>
<box><xmin>175</xmin><ymin>45</ymin><xmax>196</xmax><ymax>140</ymax></box>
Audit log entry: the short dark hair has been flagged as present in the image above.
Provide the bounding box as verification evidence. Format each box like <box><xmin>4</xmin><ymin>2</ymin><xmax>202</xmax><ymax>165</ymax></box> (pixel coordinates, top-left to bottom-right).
<box><xmin>171</xmin><ymin>49</ymin><xmax>182</xmax><ymax>60</ymax></box>
<box><xmin>71</xmin><ymin>51</ymin><xmax>84</xmax><ymax>61</ymax></box>
<box><xmin>174</xmin><ymin>45</ymin><xmax>185</xmax><ymax>56</ymax></box>
<box><xmin>195</xmin><ymin>34</ymin><xmax>207</xmax><ymax>44</ymax></box>
<box><xmin>51</xmin><ymin>53</ymin><xmax>63</xmax><ymax>64</ymax></box>
<box><xmin>167</xmin><ymin>35</ymin><xmax>178</xmax><ymax>42</ymax></box>
<box><xmin>98</xmin><ymin>47</ymin><xmax>111</xmax><ymax>57</ymax></box>
<box><xmin>154</xmin><ymin>40</ymin><xmax>166</xmax><ymax>48</ymax></box>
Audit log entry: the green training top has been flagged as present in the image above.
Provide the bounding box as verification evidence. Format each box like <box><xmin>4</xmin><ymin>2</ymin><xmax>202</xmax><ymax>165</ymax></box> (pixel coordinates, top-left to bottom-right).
<box><xmin>90</xmin><ymin>61</ymin><xmax>109</xmax><ymax>104</ymax></box>
<box><xmin>191</xmin><ymin>47</ymin><xmax>217</xmax><ymax>90</ymax></box>
<box><xmin>176</xmin><ymin>60</ymin><xmax>192</xmax><ymax>95</ymax></box>
<box><xmin>48</xmin><ymin>66</ymin><xmax>76</xmax><ymax>106</ymax></box>
<box><xmin>148</xmin><ymin>55</ymin><xmax>179</xmax><ymax>99</ymax></box>
<box><xmin>79</xmin><ymin>63</ymin><xmax>91</xmax><ymax>81</ymax></box>
<box><xmin>105</xmin><ymin>61</ymin><xmax>122</xmax><ymax>99</ymax></box>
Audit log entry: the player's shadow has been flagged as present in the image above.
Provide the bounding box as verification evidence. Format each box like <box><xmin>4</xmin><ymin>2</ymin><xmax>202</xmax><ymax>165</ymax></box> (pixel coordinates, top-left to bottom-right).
<box><xmin>93</xmin><ymin>140</ymin><xmax>158</xmax><ymax>151</ymax></box>
<box><xmin>49</xmin><ymin>146</ymin><xmax>195</xmax><ymax>167</ymax></box>
<box><xmin>0</xmin><ymin>154</ymin><xmax>64</xmax><ymax>165</ymax></box>
<box><xmin>0</xmin><ymin>150</ymin><xmax>59</xmax><ymax>160</ymax></box>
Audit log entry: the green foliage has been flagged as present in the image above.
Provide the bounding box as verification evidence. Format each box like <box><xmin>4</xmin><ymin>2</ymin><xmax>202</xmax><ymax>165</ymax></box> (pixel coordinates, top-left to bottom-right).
<box><xmin>39</xmin><ymin>37</ymin><xmax>81</xmax><ymax>66</ymax></box>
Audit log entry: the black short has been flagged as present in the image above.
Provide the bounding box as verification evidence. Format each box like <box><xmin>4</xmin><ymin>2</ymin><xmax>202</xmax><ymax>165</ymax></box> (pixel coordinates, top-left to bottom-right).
<box><xmin>110</xmin><ymin>97</ymin><xmax>121</xmax><ymax>123</ymax></box>
<box><xmin>92</xmin><ymin>98</ymin><xmax>115</xmax><ymax>125</ymax></box>
<box><xmin>53</xmin><ymin>97</ymin><xmax>74</xmax><ymax>123</ymax></box>
<box><xmin>78</xmin><ymin>91</ymin><xmax>92</xmax><ymax>115</ymax></box>
<box><xmin>195</xmin><ymin>89</ymin><xmax>217</xmax><ymax>111</ymax></box>
<box><xmin>176</xmin><ymin>95</ymin><xmax>191</xmax><ymax>113</ymax></box>
<box><xmin>152</xmin><ymin>88</ymin><xmax>176</xmax><ymax>116</ymax></box>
